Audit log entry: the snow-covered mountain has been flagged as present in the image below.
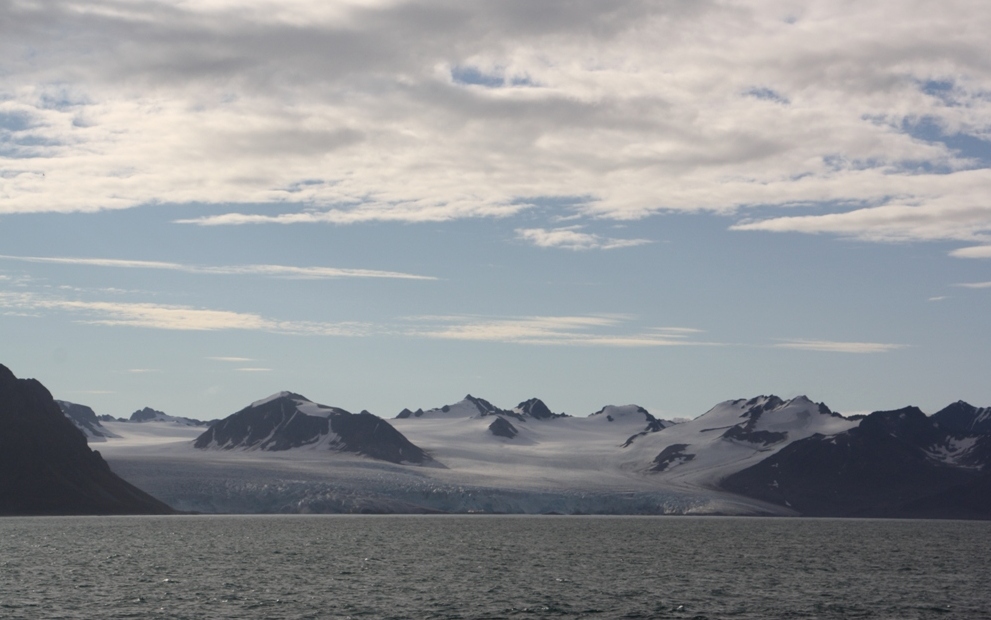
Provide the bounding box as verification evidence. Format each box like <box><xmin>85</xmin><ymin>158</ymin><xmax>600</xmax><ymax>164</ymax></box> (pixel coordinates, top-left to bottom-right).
<box><xmin>387</xmin><ymin>395</ymin><xmax>686</xmax><ymax>497</ymax></box>
<box><xmin>394</xmin><ymin>395</ymin><xmax>670</xmax><ymax>444</ymax></box>
<box><xmin>65</xmin><ymin>385</ymin><xmax>990</xmax><ymax>518</ymax></box>
<box><xmin>622</xmin><ymin>395</ymin><xmax>857</xmax><ymax>487</ymax></box>
<box><xmin>193</xmin><ymin>391</ymin><xmax>431</xmax><ymax>465</ymax></box>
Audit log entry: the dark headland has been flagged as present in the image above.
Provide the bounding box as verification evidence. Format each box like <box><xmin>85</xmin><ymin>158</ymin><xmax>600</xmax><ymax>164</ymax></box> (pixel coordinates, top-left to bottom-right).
<box><xmin>0</xmin><ymin>364</ymin><xmax>174</xmax><ymax>516</ymax></box>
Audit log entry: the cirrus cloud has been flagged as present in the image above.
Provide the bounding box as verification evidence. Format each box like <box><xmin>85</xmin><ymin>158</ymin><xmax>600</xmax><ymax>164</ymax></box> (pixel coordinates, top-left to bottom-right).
<box><xmin>406</xmin><ymin>314</ymin><xmax>710</xmax><ymax>347</ymax></box>
<box><xmin>772</xmin><ymin>339</ymin><xmax>906</xmax><ymax>353</ymax></box>
<box><xmin>0</xmin><ymin>254</ymin><xmax>436</xmax><ymax>280</ymax></box>
<box><xmin>0</xmin><ymin>291</ymin><xmax>368</xmax><ymax>335</ymax></box>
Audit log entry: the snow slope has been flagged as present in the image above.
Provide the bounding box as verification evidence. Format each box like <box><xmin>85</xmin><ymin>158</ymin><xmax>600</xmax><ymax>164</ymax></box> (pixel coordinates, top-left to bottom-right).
<box><xmin>621</xmin><ymin>395</ymin><xmax>857</xmax><ymax>488</ymax></box>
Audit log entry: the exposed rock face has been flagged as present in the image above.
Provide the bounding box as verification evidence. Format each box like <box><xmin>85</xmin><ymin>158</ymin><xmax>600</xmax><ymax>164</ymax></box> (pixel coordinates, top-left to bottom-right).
<box><xmin>650</xmin><ymin>444</ymin><xmax>695</xmax><ymax>472</ymax></box>
<box><xmin>465</xmin><ymin>394</ymin><xmax>502</xmax><ymax>416</ymax></box>
<box><xmin>131</xmin><ymin>407</ymin><xmax>164</xmax><ymax>422</ymax></box>
<box><xmin>488</xmin><ymin>416</ymin><xmax>519</xmax><ymax>439</ymax></box>
<box><xmin>0</xmin><ymin>365</ymin><xmax>174</xmax><ymax>515</ymax></box>
<box><xmin>932</xmin><ymin>401</ymin><xmax>991</xmax><ymax>435</ymax></box>
<box><xmin>516</xmin><ymin>398</ymin><xmax>568</xmax><ymax>420</ymax></box>
<box><xmin>721</xmin><ymin>406</ymin><xmax>991</xmax><ymax>519</ymax></box>
<box><xmin>194</xmin><ymin>393</ymin><xmax>431</xmax><ymax>465</ymax></box>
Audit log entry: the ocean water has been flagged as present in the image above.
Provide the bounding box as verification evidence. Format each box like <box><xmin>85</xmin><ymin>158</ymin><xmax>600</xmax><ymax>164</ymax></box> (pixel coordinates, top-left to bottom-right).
<box><xmin>1</xmin><ymin>516</ymin><xmax>988</xmax><ymax>619</ymax></box>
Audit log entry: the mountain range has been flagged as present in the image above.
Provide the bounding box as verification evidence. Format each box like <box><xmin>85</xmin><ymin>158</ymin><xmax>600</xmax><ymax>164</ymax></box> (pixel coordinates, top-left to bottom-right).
<box><xmin>5</xmin><ymin>361</ymin><xmax>989</xmax><ymax>518</ymax></box>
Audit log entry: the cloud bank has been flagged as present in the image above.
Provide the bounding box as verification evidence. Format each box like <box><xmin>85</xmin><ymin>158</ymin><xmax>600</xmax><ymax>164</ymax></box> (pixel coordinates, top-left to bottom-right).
<box><xmin>1</xmin><ymin>0</ymin><xmax>989</xmax><ymax>251</ymax></box>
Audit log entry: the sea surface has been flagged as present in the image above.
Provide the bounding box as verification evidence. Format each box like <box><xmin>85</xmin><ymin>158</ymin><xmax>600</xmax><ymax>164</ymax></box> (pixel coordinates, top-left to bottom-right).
<box><xmin>1</xmin><ymin>515</ymin><xmax>988</xmax><ymax>619</ymax></box>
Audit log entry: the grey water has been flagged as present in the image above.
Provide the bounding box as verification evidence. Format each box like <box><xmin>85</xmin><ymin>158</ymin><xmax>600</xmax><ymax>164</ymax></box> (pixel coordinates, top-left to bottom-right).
<box><xmin>1</xmin><ymin>516</ymin><xmax>989</xmax><ymax>620</ymax></box>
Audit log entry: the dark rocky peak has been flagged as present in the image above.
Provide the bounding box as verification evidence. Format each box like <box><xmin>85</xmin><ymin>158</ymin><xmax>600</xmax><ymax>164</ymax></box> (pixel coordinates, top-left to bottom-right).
<box><xmin>932</xmin><ymin>401</ymin><xmax>991</xmax><ymax>435</ymax></box>
<box><xmin>463</xmin><ymin>394</ymin><xmax>530</xmax><ymax>422</ymax></box>
<box><xmin>516</xmin><ymin>398</ymin><xmax>569</xmax><ymax>420</ymax></box>
<box><xmin>639</xmin><ymin>407</ymin><xmax>666</xmax><ymax>431</ymax></box>
<box><xmin>328</xmin><ymin>410</ymin><xmax>432</xmax><ymax>464</ymax></box>
<box><xmin>130</xmin><ymin>407</ymin><xmax>167</xmax><ymax>422</ymax></box>
<box><xmin>818</xmin><ymin>402</ymin><xmax>836</xmax><ymax>417</ymax></box>
<box><xmin>591</xmin><ymin>404</ymin><xmax>657</xmax><ymax>422</ymax></box>
<box><xmin>128</xmin><ymin>406</ymin><xmax>209</xmax><ymax>427</ymax></box>
<box><xmin>195</xmin><ymin>393</ymin><xmax>431</xmax><ymax>465</ymax></box>
<box><xmin>195</xmin><ymin>401</ymin><xmax>327</xmax><ymax>451</ymax></box>
<box><xmin>741</xmin><ymin>395</ymin><xmax>785</xmax><ymax>416</ymax></box>
<box><xmin>465</xmin><ymin>394</ymin><xmax>502</xmax><ymax>416</ymax></box>
<box><xmin>488</xmin><ymin>416</ymin><xmax>519</xmax><ymax>439</ymax></box>
<box><xmin>856</xmin><ymin>407</ymin><xmax>939</xmax><ymax>445</ymax></box>
<box><xmin>396</xmin><ymin>408</ymin><xmax>425</xmax><ymax>419</ymax></box>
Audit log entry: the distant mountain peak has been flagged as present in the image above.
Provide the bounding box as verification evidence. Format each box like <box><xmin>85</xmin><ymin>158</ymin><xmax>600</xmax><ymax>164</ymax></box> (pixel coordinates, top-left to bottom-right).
<box><xmin>515</xmin><ymin>398</ymin><xmax>568</xmax><ymax>420</ymax></box>
<box><xmin>196</xmin><ymin>393</ymin><xmax>431</xmax><ymax>465</ymax></box>
<box><xmin>130</xmin><ymin>407</ymin><xmax>167</xmax><ymax>422</ymax></box>
<box><xmin>250</xmin><ymin>391</ymin><xmax>308</xmax><ymax>408</ymax></box>
<box><xmin>932</xmin><ymin>401</ymin><xmax>991</xmax><ymax>434</ymax></box>
<box><xmin>127</xmin><ymin>406</ymin><xmax>208</xmax><ymax>427</ymax></box>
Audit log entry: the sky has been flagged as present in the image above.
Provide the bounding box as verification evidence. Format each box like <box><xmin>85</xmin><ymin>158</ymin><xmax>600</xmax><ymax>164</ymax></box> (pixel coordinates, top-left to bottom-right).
<box><xmin>1</xmin><ymin>0</ymin><xmax>990</xmax><ymax>421</ymax></box>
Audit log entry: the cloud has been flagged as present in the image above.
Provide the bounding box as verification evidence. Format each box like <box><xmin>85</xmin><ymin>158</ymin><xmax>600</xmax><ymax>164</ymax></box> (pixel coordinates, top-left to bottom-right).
<box><xmin>730</xmin><ymin>176</ymin><xmax>991</xmax><ymax>244</ymax></box>
<box><xmin>0</xmin><ymin>291</ymin><xmax>368</xmax><ymax>335</ymax></box>
<box><xmin>772</xmin><ymin>339</ymin><xmax>906</xmax><ymax>353</ymax></box>
<box><xmin>515</xmin><ymin>227</ymin><xmax>651</xmax><ymax>250</ymax></box>
<box><xmin>954</xmin><ymin>281</ymin><xmax>991</xmax><ymax>289</ymax></box>
<box><xmin>0</xmin><ymin>285</ymin><xmax>913</xmax><ymax>353</ymax></box>
<box><xmin>0</xmin><ymin>254</ymin><xmax>436</xmax><ymax>280</ymax></box>
<box><xmin>928</xmin><ymin>296</ymin><xmax>947</xmax><ymax>302</ymax></box>
<box><xmin>407</xmin><ymin>314</ymin><xmax>709</xmax><ymax>347</ymax></box>
<box><xmin>127</xmin><ymin>368</ymin><xmax>159</xmax><ymax>373</ymax></box>
<box><xmin>0</xmin><ymin>0</ymin><xmax>989</xmax><ymax>250</ymax></box>
<box><xmin>950</xmin><ymin>246</ymin><xmax>991</xmax><ymax>259</ymax></box>
<box><xmin>0</xmin><ymin>288</ymin><xmax>710</xmax><ymax>347</ymax></box>
<box><xmin>208</xmin><ymin>356</ymin><xmax>256</xmax><ymax>362</ymax></box>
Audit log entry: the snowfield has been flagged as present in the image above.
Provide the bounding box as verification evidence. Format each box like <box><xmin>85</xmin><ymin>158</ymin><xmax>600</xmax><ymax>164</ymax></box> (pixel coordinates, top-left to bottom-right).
<box><xmin>89</xmin><ymin>393</ymin><xmax>858</xmax><ymax>515</ymax></box>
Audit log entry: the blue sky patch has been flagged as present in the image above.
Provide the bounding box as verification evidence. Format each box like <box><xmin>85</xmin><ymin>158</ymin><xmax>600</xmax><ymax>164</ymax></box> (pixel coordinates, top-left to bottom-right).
<box><xmin>451</xmin><ymin>66</ymin><xmax>505</xmax><ymax>88</ymax></box>
<box><xmin>903</xmin><ymin>116</ymin><xmax>991</xmax><ymax>168</ymax></box>
<box><xmin>744</xmin><ymin>87</ymin><xmax>789</xmax><ymax>105</ymax></box>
